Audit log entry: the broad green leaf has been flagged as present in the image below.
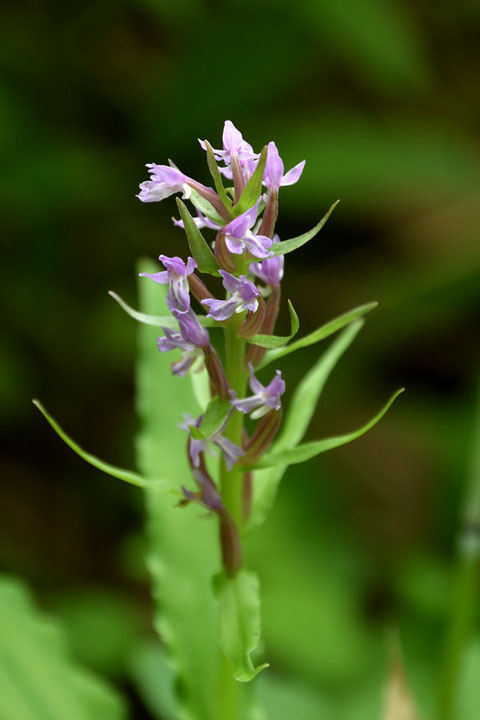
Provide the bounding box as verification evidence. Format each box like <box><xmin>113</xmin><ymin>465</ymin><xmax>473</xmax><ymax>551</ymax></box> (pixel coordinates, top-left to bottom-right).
<box><xmin>176</xmin><ymin>198</ymin><xmax>220</xmax><ymax>276</ymax></box>
<box><xmin>256</xmin><ymin>388</ymin><xmax>404</xmax><ymax>468</ymax></box>
<box><xmin>205</xmin><ymin>141</ymin><xmax>233</xmax><ymax>212</ymax></box>
<box><xmin>188</xmin><ymin>188</ymin><xmax>226</xmax><ymax>225</ymax></box>
<box><xmin>108</xmin><ymin>291</ymin><xmax>217</xmax><ymax>328</ymax></box>
<box><xmin>0</xmin><ymin>576</ymin><xmax>125</xmax><ymax>720</ymax></box>
<box><xmin>234</xmin><ymin>146</ymin><xmax>268</xmax><ymax>216</ymax></box>
<box><xmin>136</xmin><ymin>260</ymin><xmax>220</xmax><ymax>720</ymax></box>
<box><xmin>249</xmin><ymin>300</ymin><xmax>299</xmax><ymax>349</ymax></box>
<box><xmin>32</xmin><ymin>399</ymin><xmax>161</xmax><ymax>490</ymax></box>
<box><xmin>214</xmin><ymin>570</ymin><xmax>269</xmax><ymax>682</ymax></box>
<box><xmin>247</xmin><ymin>321</ymin><xmax>364</xmax><ymax>534</ymax></box>
<box><xmin>257</xmin><ymin>301</ymin><xmax>377</xmax><ymax>369</ymax></box>
<box><xmin>199</xmin><ymin>396</ymin><xmax>232</xmax><ymax>437</ymax></box>
<box><xmin>271</xmin><ymin>200</ymin><xmax>339</xmax><ymax>256</ymax></box>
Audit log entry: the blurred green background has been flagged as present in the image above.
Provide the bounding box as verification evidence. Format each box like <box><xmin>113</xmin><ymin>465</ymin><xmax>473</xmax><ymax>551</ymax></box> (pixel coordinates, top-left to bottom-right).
<box><xmin>1</xmin><ymin>0</ymin><xmax>480</xmax><ymax>717</ymax></box>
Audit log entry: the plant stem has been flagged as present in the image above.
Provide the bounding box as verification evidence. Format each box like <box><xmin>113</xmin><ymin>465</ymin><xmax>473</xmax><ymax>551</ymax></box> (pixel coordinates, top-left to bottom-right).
<box><xmin>221</xmin><ymin>316</ymin><xmax>247</xmax><ymax>528</ymax></box>
<box><xmin>215</xmin><ymin>315</ymin><xmax>248</xmax><ymax>720</ymax></box>
<box><xmin>438</xmin><ymin>387</ymin><xmax>480</xmax><ymax>720</ymax></box>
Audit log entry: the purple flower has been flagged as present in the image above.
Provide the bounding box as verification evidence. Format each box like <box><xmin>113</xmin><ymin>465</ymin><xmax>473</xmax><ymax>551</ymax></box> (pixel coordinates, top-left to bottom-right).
<box><xmin>139</xmin><ymin>255</ymin><xmax>197</xmax><ymax>313</ymax></box>
<box><xmin>157</xmin><ymin>309</ymin><xmax>209</xmax><ymax>376</ymax></box>
<box><xmin>222</xmin><ymin>203</ymin><xmax>272</xmax><ymax>259</ymax></box>
<box><xmin>172</xmin><ymin>210</ymin><xmax>220</xmax><ymax>232</ymax></box>
<box><xmin>250</xmin><ymin>234</ymin><xmax>284</xmax><ymax>286</ymax></box>
<box><xmin>181</xmin><ymin>414</ymin><xmax>245</xmax><ymax>471</ymax></box>
<box><xmin>231</xmin><ymin>363</ymin><xmax>285</xmax><ymax>419</ymax></box>
<box><xmin>199</xmin><ymin>121</ymin><xmax>259</xmax><ymax>183</ymax></box>
<box><xmin>263</xmin><ymin>141</ymin><xmax>305</xmax><ymax>192</ymax></box>
<box><xmin>202</xmin><ymin>271</ymin><xmax>259</xmax><ymax>322</ymax></box>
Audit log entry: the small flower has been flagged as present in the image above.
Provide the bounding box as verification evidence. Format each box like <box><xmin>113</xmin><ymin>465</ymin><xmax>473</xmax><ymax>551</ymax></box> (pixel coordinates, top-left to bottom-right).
<box><xmin>202</xmin><ymin>271</ymin><xmax>259</xmax><ymax>322</ymax></box>
<box><xmin>263</xmin><ymin>141</ymin><xmax>305</xmax><ymax>192</ymax></box>
<box><xmin>250</xmin><ymin>235</ymin><xmax>284</xmax><ymax>286</ymax></box>
<box><xmin>139</xmin><ymin>255</ymin><xmax>197</xmax><ymax>313</ymax></box>
<box><xmin>181</xmin><ymin>414</ymin><xmax>245</xmax><ymax>471</ymax></box>
<box><xmin>157</xmin><ymin>309</ymin><xmax>209</xmax><ymax>376</ymax></box>
<box><xmin>222</xmin><ymin>202</ymin><xmax>272</xmax><ymax>259</ymax></box>
<box><xmin>137</xmin><ymin>165</ymin><xmax>194</xmax><ymax>203</ymax></box>
<box><xmin>199</xmin><ymin>120</ymin><xmax>258</xmax><ymax>183</ymax></box>
<box><xmin>231</xmin><ymin>363</ymin><xmax>285</xmax><ymax>419</ymax></box>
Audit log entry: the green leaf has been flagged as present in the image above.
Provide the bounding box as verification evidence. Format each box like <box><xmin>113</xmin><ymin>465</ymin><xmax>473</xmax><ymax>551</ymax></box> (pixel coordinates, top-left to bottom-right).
<box><xmin>176</xmin><ymin>198</ymin><xmax>220</xmax><ymax>276</ymax></box>
<box><xmin>108</xmin><ymin>290</ymin><xmax>217</xmax><ymax>328</ymax></box>
<box><xmin>32</xmin><ymin>399</ymin><xmax>165</xmax><ymax>490</ymax></box>
<box><xmin>214</xmin><ymin>570</ymin><xmax>269</xmax><ymax>682</ymax></box>
<box><xmin>234</xmin><ymin>146</ymin><xmax>268</xmax><ymax>216</ymax></box>
<box><xmin>257</xmin><ymin>301</ymin><xmax>377</xmax><ymax>369</ymax></box>
<box><xmin>0</xmin><ymin>576</ymin><xmax>126</xmax><ymax>720</ymax></box>
<box><xmin>136</xmin><ymin>260</ymin><xmax>220</xmax><ymax>720</ymax></box>
<box><xmin>249</xmin><ymin>300</ymin><xmax>299</xmax><ymax>349</ymax></box>
<box><xmin>187</xmin><ymin>188</ymin><xmax>226</xmax><ymax>225</ymax></box>
<box><xmin>205</xmin><ymin>140</ymin><xmax>233</xmax><ymax>213</ymax></box>
<box><xmin>271</xmin><ymin>200</ymin><xmax>339</xmax><ymax>256</ymax></box>
<box><xmin>256</xmin><ymin>388</ymin><xmax>405</xmax><ymax>468</ymax></box>
<box><xmin>199</xmin><ymin>396</ymin><xmax>232</xmax><ymax>437</ymax></box>
<box><xmin>246</xmin><ymin>321</ymin><xmax>364</xmax><ymax>534</ymax></box>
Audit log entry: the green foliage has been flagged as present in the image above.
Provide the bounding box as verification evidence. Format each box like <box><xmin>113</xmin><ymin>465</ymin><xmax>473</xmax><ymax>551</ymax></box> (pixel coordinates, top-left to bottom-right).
<box><xmin>250</xmin><ymin>300</ymin><xmax>299</xmax><ymax>349</ymax></box>
<box><xmin>257</xmin><ymin>388</ymin><xmax>404</xmax><ymax>468</ymax></box>
<box><xmin>108</xmin><ymin>291</ymin><xmax>217</xmax><ymax>328</ymax></box>
<box><xmin>247</xmin><ymin>321</ymin><xmax>366</xmax><ymax>533</ymax></box>
<box><xmin>257</xmin><ymin>302</ymin><xmax>377</xmax><ymax>369</ymax></box>
<box><xmin>0</xmin><ymin>576</ymin><xmax>125</xmax><ymax>720</ymax></box>
<box><xmin>136</xmin><ymin>259</ymin><xmax>220</xmax><ymax>720</ymax></box>
<box><xmin>205</xmin><ymin>140</ymin><xmax>233</xmax><ymax>212</ymax></box>
<box><xmin>176</xmin><ymin>198</ymin><xmax>220</xmax><ymax>276</ymax></box>
<box><xmin>234</xmin><ymin>146</ymin><xmax>268</xmax><ymax>216</ymax></box>
<box><xmin>199</xmin><ymin>396</ymin><xmax>232</xmax><ymax>437</ymax></box>
<box><xmin>214</xmin><ymin>570</ymin><xmax>269</xmax><ymax>683</ymax></box>
<box><xmin>32</xmin><ymin>399</ymin><xmax>159</xmax><ymax>490</ymax></box>
<box><xmin>271</xmin><ymin>200</ymin><xmax>339</xmax><ymax>256</ymax></box>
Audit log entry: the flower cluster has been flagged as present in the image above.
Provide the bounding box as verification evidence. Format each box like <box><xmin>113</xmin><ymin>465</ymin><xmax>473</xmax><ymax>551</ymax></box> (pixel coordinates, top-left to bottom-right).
<box><xmin>138</xmin><ymin>120</ymin><xmax>304</xmax><ymax>574</ymax></box>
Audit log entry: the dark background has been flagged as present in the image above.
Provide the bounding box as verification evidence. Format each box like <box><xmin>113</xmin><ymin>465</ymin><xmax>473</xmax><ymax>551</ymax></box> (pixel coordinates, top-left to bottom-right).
<box><xmin>1</xmin><ymin>0</ymin><xmax>480</xmax><ymax>716</ymax></box>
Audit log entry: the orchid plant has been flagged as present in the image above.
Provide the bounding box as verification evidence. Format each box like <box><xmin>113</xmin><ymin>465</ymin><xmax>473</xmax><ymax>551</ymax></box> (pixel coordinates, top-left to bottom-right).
<box><xmin>35</xmin><ymin>121</ymin><xmax>403</xmax><ymax>720</ymax></box>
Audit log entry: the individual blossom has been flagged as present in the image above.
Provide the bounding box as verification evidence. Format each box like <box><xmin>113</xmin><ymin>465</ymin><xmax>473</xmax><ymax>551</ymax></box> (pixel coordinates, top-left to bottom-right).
<box><xmin>181</xmin><ymin>415</ymin><xmax>245</xmax><ymax>471</ymax></box>
<box><xmin>250</xmin><ymin>235</ymin><xmax>284</xmax><ymax>287</ymax></box>
<box><xmin>199</xmin><ymin>120</ymin><xmax>259</xmax><ymax>185</ymax></box>
<box><xmin>139</xmin><ymin>255</ymin><xmax>197</xmax><ymax>313</ymax></box>
<box><xmin>137</xmin><ymin>163</ymin><xmax>228</xmax><ymax>219</ymax></box>
<box><xmin>157</xmin><ymin>308</ymin><xmax>209</xmax><ymax>376</ymax></box>
<box><xmin>222</xmin><ymin>202</ymin><xmax>272</xmax><ymax>259</ymax></box>
<box><xmin>231</xmin><ymin>363</ymin><xmax>285</xmax><ymax>419</ymax></box>
<box><xmin>202</xmin><ymin>271</ymin><xmax>259</xmax><ymax>322</ymax></box>
<box><xmin>263</xmin><ymin>141</ymin><xmax>305</xmax><ymax>192</ymax></box>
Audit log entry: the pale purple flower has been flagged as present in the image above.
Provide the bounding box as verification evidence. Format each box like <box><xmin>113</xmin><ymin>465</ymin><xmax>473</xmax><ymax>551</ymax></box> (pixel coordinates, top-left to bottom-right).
<box><xmin>199</xmin><ymin>120</ymin><xmax>259</xmax><ymax>183</ymax></box>
<box><xmin>157</xmin><ymin>309</ymin><xmax>209</xmax><ymax>376</ymax></box>
<box><xmin>231</xmin><ymin>363</ymin><xmax>285</xmax><ymax>419</ymax></box>
<box><xmin>222</xmin><ymin>202</ymin><xmax>272</xmax><ymax>259</ymax></box>
<box><xmin>181</xmin><ymin>414</ymin><xmax>244</xmax><ymax>471</ymax></box>
<box><xmin>137</xmin><ymin>164</ymin><xmax>225</xmax><ymax>217</ymax></box>
<box><xmin>172</xmin><ymin>210</ymin><xmax>220</xmax><ymax>232</ymax></box>
<box><xmin>263</xmin><ymin>141</ymin><xmax>305</xmax><ymax>191</ymax></box>
<box><xmin>250</xmin><ymin>234</ymin><xmax>284</xmax><ymax>286</ymax></box>
<box><xmin>139</xmin><ymin>255</ymin><xmax>197</xmax><ymax>313</ymax></box>
<box><xmin>202</xmin><ymin>271</ymin><xmax>259</xmax><ymax>321</ymax></box>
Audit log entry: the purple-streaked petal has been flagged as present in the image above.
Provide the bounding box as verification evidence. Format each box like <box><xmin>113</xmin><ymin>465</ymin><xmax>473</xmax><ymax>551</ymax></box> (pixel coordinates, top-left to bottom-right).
<box><xmin>212</xmin><ymin>434</ymin><xmax>245</xmax><ymax>471</ymax></box>
<box><xmin>222</xmin><ymin>121</ymin><xmax>244</xmax><ymax>155</ymax></box>
<box><xmin>171</xmin><ymin>353</ymin><xmax>197</xmax><ymax>377</ymax></box>
<box><xmin>263</xmin><ymin>141</ymin><xmax>284</xmax><ymax>190</ymax></box>
<box><xmin>250</xmin><ymin>237</ymin><xmax>284</xmax><ymax>285</ymax></box>
<box><xmin>138</xmin><ymin>271</ymin><xmax>169</xmax><ymax>285</ymax></box>
<box><xmin>219</xmin><ymin>270</ymin><xmax>241</xmax><ymax>294</ymax></box>
<box><xmin>281</xmin><ymin>160</ymin><xmax>305</xmax><ymax>186</ymax></box>
<box><xmin>264</xmin><ymin>370</ymin><xmax>286</xmax><ymax>409</ymax></box>
<box><xmin>230</xmin><ymin>394</ymin><xmax>264</xmax><ymax>415</ymax></box>
<box><xmin>224</xmin><ymin>236</ymin><xmax>245</xmax><ymax>255</ymax></box>
<box><xmin>243</xmin><ymin>232</ymin><xmax>273</xmax><ymax>259</ymax></box>
<box><xmin>202</xmin><ymin>297</ymin><xmax>239</xmax><ymax>322</ymax></box>
<box><xmin>176</xmin><ymin>309</ymin><xmax>209</xmax><ymax>346</ymax></box>
<box><xmin>247</xmin><ymin>362</ymin><xmax>264</xmax><ymax>395</ymax></box>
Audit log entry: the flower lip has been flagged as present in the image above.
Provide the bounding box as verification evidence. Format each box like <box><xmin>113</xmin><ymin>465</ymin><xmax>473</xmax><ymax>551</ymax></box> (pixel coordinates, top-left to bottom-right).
<box><xmin>201</xmin><ymin>272</ymin><xmax>259</xmax><ymax>322</ymax></box>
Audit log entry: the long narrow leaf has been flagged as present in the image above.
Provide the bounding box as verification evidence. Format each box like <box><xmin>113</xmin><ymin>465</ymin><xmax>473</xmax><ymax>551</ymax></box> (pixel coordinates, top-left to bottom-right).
<box><xmin>205</xmin><ymin>140</ymin><xmax>233</xmax><ymax>212</ymax></box>
<box><xmin>249</xmin><ymin>300</ymin><xmax>299</xmax><ymax>349</ymax></box>
<box><xmin>33</xmin><ymin>400</ymin><xmax>154</xmax><ymax>489</ymax></box>
<box><xmin>247</xmin><ymin>321</ymin><xmax>365</xmax><ymax>533</ymax></box>
<box><xmin>176</xmin><ymin>199</ymin><xmax>220</xmax><ymax>276</ymax></box>
<box><xmin>109</xmin><ymin>291</ymin><xmax>217</xmax><ymax>328</ymax></box>
<box><xmin>271</xmin><ymin>200</ymin><xmax>339</xmax><ymax>256</ymax></box>
<box><xmin>256</xmin><ymin>389</ymin><xmax>405</xmax><ymax>468</ymax></box>
<box><xmin>234</xmin><ymin>146</ymin><xmax>268</xmax><ymax>216</ymax></box>
<box><xmin>257</xmin><ymin>301</ymin><xmax>377</xmax><ymax>369</ymax></box>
